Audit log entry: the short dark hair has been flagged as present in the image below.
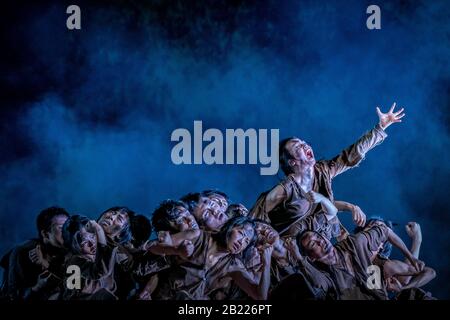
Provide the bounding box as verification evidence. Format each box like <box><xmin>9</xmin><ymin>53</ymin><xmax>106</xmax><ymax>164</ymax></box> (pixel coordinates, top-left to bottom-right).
<box><xmin>62</xmin><ymin>215</ymin><xmax>90</xmax><ymax>254</ymax></box>
<box><xmin>36</xmin><ymin>207</ymin><xmax>70</xmax><ymax>240</ymax></box>
<box><xmin>151</xmin><ymin>200</ymin><xmax>187</xmax><ymax>233</ymax></box>
<box><xmin>225</xmin><ymin>204</ymin><xmax>249</xmax><ymax>219</ymax></box>
<box><xmin>180</xmin><ymin>192</ymin><xmax>202</xmax><ymax>213</ymax></box>
<box><xmin>130</xmin><ymin>214</ymin><xmax>152</xmax><ymax>248</ymax></box>
<box><xmin>213</xmin><ymin>216</ymin><xmax>256</xmax><ymax>258</ymax></box>
<box><xmin>98</xmin><ymin>207</ymin><xmax>135</xmax><ymax>244</ymax></box>
<box><xmin>202</xmin><ymin>189</ymin><xmax>229</xmax><ymax>202</ymax></box>
<box><xmin>279</xmin><ymin>137</ymin><xmax>297</xmax><ymax>175</ymax></box>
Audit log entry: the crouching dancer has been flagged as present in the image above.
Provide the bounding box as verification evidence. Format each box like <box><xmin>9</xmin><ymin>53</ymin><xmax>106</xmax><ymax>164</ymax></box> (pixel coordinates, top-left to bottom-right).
<box><xmin>62</xmin><ymin>215</ymin><xmax>117</xmax><ymax>300</ymax></box>
<box><xmin>298</xmin><ymin>220</ymin><xmax>424</xmax><ymax>300</ymax></box>
<box><xmin>150</xmin><ymin>216</ymin><xmax>273</xmax><ymax>300</ymax></box>
<box><xmin>1</xmin><ymin>207</ymin><xmax>69</xmax><ymax>300</ymax></box>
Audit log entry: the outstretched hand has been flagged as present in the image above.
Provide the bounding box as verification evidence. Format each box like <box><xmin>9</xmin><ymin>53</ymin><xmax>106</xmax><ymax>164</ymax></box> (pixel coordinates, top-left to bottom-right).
<box><xmin>376</xmin><ymin>102</ymin><xmax>405</xmax><ymax>130</ymax></box>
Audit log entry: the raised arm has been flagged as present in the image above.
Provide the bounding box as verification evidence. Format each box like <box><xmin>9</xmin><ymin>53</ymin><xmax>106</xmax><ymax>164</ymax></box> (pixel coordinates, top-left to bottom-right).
<box><xmin>323</xmin><ymin>103</ymin><xmax>405</xmax><ymax>178</ymax></box>
<box><xmin>405</xmin><ymin>222</ymin><xmax>422</xmax><ymax>259</ymax></box>
<box><xmin>386</xmin><ymin>227</ymin><xmax>424</xmax><ymax>273</ymax></box>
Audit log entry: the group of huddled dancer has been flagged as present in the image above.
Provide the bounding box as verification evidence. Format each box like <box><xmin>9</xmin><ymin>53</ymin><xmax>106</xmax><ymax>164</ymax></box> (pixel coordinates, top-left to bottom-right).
<box><xmin>0</xmin><ymin>104</ymin><xmax>437</xmax><ymax>300</ymax></box>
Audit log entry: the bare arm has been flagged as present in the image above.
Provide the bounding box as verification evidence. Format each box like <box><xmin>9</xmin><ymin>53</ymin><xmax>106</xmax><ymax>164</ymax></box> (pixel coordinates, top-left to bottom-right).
<box><xmin>402</xmin><ymin>267</ymin><xmax>436</xmax><ymax>290</ymax></box>
<box><xmin>405</xmin><ymin>222</ymin><xmax>422</xmax><ymax>259</ymax></box>
<box><xmin>334</xmin><ymin>200</ymin><xmax>354</xmax><ymax>211</ymax></box>
<box><xmin>306</xmin><ymin>191</ymin><xmax>337</xmax><ymax>220</ymax></box>
<box><xmin>264</xmin><ymin>185</ymin><xmax>287</xmax><ymax>213</ymax></box>
<box><xmin>387</xmin><ymin>227</ymin><xmax>424</xmax><ymax>272</ymax></box>
<box><xmin>334</xmin><ymin>200</ymin><xmax>366</xmax><ymax>227</ymax></box>
<box><xmin>147</xmin><ymin>229</ymin><xmax>200</xmax><ymax>258</ymax></box>
<box><xmin>384</xmin><ymin>259</ymin><xmax>436</xmax><ymax>290</ymax></box>
<box><xmin>230</xmin><ymin>246</ymin><xmax>273</xmax><ymax>300</ymax></box>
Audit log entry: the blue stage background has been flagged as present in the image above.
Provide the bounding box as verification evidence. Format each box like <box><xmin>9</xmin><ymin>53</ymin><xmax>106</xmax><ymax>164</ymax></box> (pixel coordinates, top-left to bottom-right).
<box><xmin>1</xmin><ymin>0</ymin><xmax>449</xmax><ymax>298</ymax></box>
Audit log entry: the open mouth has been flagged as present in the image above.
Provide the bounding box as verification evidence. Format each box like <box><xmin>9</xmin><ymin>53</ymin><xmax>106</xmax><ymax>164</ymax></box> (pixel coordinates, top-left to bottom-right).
<box><xmin>232</xmin><ymin>242</ymin><xmax>241</xmax><ymax>253</ymax></box>
<box><xmin>305</xmin><ymin>149</ymin><xmax>314</xmax><ymax>160</ymax></box>
<box><xmin>100</xmin><ymin>220</ymin><xmax>111</xmax><ymax>226</ymax></box>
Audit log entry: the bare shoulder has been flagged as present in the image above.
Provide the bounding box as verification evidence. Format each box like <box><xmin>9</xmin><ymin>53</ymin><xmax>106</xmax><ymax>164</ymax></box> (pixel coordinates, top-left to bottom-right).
<box><xmin>264</xmin><ymin>184</ymin><xmax>287</xmax><ymax>213</ymax></box>
<box><xmin>267</xmin><ymin>184</ymin><xmax>287</xmax><ymax>202</ymax></box>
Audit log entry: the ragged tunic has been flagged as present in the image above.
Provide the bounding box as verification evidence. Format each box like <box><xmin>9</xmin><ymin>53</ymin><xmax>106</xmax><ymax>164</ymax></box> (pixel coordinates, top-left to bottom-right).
<box><xmin>63</xmin><ymin>244</ymin><xmax>118</xmax><ymax>300</ymax></box>
<box><xmin>154</xmin><ymin>231</ymin><xmax>254</xmax><ymax>300</ymax></box>
<box><xmin>270</xmin><ymin>243</ymin><xmax>336</xmax><ymax>300</ymax></box>
<box><xmin>324</xmin><ymin>224</ymin><xmax>390</xmax><ymax>300</ymax></box>
<box><xmin>209</xmin><ymin>246</ymin><xmax>262</xmax><ymax>300</ymax></box>
<box><xmin>112</xmin><ymin>241</ymin><xmax>170</xmax><ymax>299</ymax></box>
<box><xmin>250</xmin><ymin>125</ymin><xmax>388</xmax><ymax>238</ymax></box>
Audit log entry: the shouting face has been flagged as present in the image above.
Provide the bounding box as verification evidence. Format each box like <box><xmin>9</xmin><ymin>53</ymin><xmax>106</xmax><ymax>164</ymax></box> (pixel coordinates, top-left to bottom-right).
<box><xmin>285</xmin><ymin>138</ymin><xmax>316</xmax><ymax>169</ymax></box>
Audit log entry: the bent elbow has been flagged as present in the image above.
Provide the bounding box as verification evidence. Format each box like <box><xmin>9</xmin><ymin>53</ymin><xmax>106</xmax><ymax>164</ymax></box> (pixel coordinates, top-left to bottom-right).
<box><xmin>425</xmin><ymin>267</ymin><xmax>436</xmax><ymax>280</ymax></box>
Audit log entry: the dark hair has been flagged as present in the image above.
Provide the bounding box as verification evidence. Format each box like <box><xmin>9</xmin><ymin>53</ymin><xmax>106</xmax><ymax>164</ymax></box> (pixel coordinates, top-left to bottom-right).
<box><xmin>130</xmin><ymin>214</ymin><xmax>152</xmax><ymax>248</ymax></box>
<box><xmin>279</xmin><ymin>137</ymin><xmax>297</xmax><ymax>175</ymax></box>
<box><xmin>202</xmin><ymin>189</ymin><xmax>229</xmax><ymax>202</ymax></box>
<box><xmin>213</xmin><ymin>216</ymin><xmax>256</xmax><ymax>258</ymax></box>
<box><xmin>180</xmin><ymin>192</ymin><xmax>202</xmax><ymax>213</ymax></box>
<box><xmin>98</xmin><ymin>207</ymin><xmax>135</xmax><ymax>244</ymax></box>
<box><xmin>151</xmin><ymin>200</ymin><xmax>187</xmax><ymax>233</ymax></box>
<box><xmin>62</xmin><ymin>215</ymin><xmax>90</xmax><ymax>254</ymax></box>
<box><xmin>225</xmin><ymin>204</ymin><xmax>249</xmax><ymax>219</ymax></box>
<box><xmin>36</xmin><ymin>207</ymin><xmax>70</xmax><ymax>240</ymax></box>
